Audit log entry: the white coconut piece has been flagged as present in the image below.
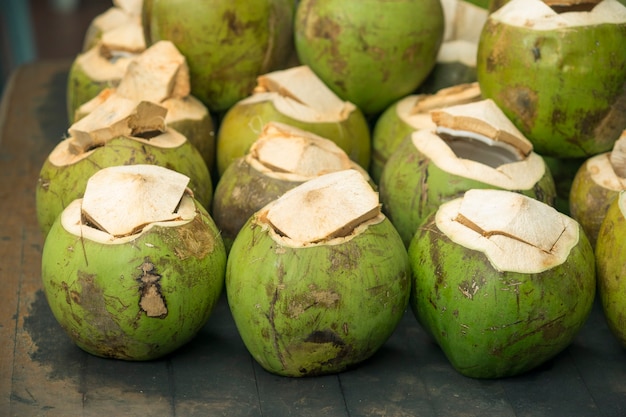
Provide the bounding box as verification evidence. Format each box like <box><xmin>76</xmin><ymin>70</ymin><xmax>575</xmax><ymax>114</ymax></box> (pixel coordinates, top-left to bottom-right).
<box><xmin>80</xmin><ymin>165</ymin><xmax>191</xmax><ymax>237</ymax></box>
<box><xmin>492</xmin><ymin>0</ymin><xmax>626</xmax><ymax>30</ymax></box>
<box><xmin>74</xmin><ymin>45</ymin><xmax>134</xmax><ymax>83</ymax></box>
<box><xmin>113</xmin><ymin>0</ymin><xmax>143</xmax><ymax>16</ymax></box>
<box><xmin>437</xmin><ymin>189</ymin><xmax>580</xmax><ymax>273</ymax></box>
<box><xmin>247</xmin><ymin>122</ymin><xmax>353</xmax><ymax>179</ymax></box>
<box><xmin>609</xmin><ymin>130</ymin><xmax>626</xmax><ymax>178</ymax></box>
<box><xmin>68</xmin><ymin>96</ymin><xmax>167</xmax><ymax>151</ymax></box>
<box><xmin>243</xmin><ymin>65</ymin><xmax>356</xmax><ymax>122</ymax></box>
<box><xmin>263</xmin><ymin>170</ymin><xmax>381</xmax><ymax>244</ymax></box>
<box><xmin>100</xmin><ymin>19</ymin><xmax>145</xmax><ymax>54</ymax></box>
<box><xmin>440</xmin><ymin>0</ymin><xmax>489</xmax><ymax>43</ymax></box>
<box><xmin>431</xmin><ymin>98</ymin><xmax>533</xmax><ymax>157</ymax></box>
<box><xmin>115</xmin><ymin>40</ymin><xmax>191</xmax><ymax>103</ymax></box>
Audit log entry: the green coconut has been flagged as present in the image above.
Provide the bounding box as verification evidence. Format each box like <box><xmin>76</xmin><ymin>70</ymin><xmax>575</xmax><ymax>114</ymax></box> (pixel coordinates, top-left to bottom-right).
<box><xmin>380</xmin><ymin>98</ymin><xmax>556</xmax><ymax>247</ymax></box>
<box><xmin>476</xmin><ymin>0</ymin><xmax>626</xmax><ymax>158</ymax></box>
<box><xmin>41</xmin><ymin>165</ymin><xmax>226</xmax><ymax>360</ymax></box>
<box><xmin>36</xmin><ymin>98</ymin><xmax>212</xmax><ymax>237</ymax></box>
<box><xmin>596</xmin><ymin>190</ymin><xmax>626</xmax><ymax>347</ymax></box>
<box><xmin>294</xmin><ymin>0</ymin><xmax>444</xmax><ymax>115</ymax></box>
<box><xmin>569</xmin><ymin>132</ymin><xmax>626</xmax><ymax>246</ymax></box>
<box><xmin>409</xmin><ymin>189</ymin><xmax>596</xmax><ymax>378</ymax></box>
<box><xmin>147</xmin><ymin>0</ymin><xmax>295</xmax><ymax>113</ymax></box>
<box><xmin>419</xmin><ymin>0</ymin><xmax>488</xmax><ymax>94</ymax></box>
<box><xmin>74</xmin><ymin>41</ymin><xmax>217</xmax><ymax>171</ymax></box>
<box><xmin>226</xmin><ymin>169</ymin><xmax>410</xmax><ymax>377</ymax></box>
<box><xmin>216</xmin><ymin>65</ymin><xmax>371</xmax><ymax>176</ymax></box>
<box><xmin>371</xmin><ymin>82</ymin><xmax>481</xmax><ymax>183</ymax></box>
<box><xmin>212</xmin><ymin>121</ymin><xmax>369</xmax><ymax>251</ymax></box>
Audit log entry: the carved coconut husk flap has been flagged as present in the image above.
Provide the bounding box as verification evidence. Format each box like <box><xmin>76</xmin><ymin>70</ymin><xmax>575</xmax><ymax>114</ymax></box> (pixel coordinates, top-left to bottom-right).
<box><xmin>115</xmin><ymin>40</ymin><xmax>191</xmax><ymax>103</ymax></box>
<box><xmin>100</xmin><ymin>20</ymin><xmax>145</xmax><ymax>55</ymax></box>
<box><xmin>68</xmin><ymin>96</ymin><xmax>167</xmax><ymax>152</ymax></box>
<box><xmin>81</xmin><ymin>165</ymin><xmax>191</xmax><ymax>237</ymax></box>
<box><xmin>610</xmin><ymin>130</ymin><xmax>626</xmax><ymax>178</ymax></box>
<box><xmin>410</xmin><ymin>82</ymin><xmax>481</xmax><ymax>115</ymax></box>
<box><xmin>263</xmin><ymin>169</ymin><xmax>381</xmax><ymax>244</ymax></box>
<box><xmin>113</xmin><ymin>0</ymin><xmax>143</xmax><ymax>16</ymax></box>
<box><xmin>431</xmin><ymin>98</ymin><xmax>533</xmax><ymax>157</ymax></box>
<box><xmin>437</xmin><ymin>189</ymin><xmax>579</xmax><ymax>273</ymax></box>
<box><xmin>248</xmin><ymin>122</ymin><xmax>353</xmax><ymax>178</ymax></box>
<box><xmin>251</xmin><ymin>65</ymin><xmax>356</xmax><ymax>122</ymax></box>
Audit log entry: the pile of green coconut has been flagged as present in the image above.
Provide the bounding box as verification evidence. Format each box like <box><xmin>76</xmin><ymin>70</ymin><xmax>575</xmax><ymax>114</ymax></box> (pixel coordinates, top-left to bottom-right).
<box><xmin>36</xmin><ymin>0</ymin><xmax>626</xmax><ymax>378</ymax></box>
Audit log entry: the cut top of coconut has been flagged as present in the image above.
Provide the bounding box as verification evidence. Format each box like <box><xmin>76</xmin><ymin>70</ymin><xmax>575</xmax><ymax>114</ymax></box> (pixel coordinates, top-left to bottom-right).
<box><xmin>100</xmin><ymin>17</ymin><xmax>145</xmax><ymax>54</ymax></box>
<box><xmin>440</xmin><ymin>0</ymin><xmax>489</xmax><ymax>43</ymax></box>
<box><xmin>242</xmin><ymin>66</ymin><xmax>357</xmax><ymax>123</ymax></box>
<box><xmin>245</xmin><ymin>122</ymin><xmax>354</xmax><ymax>181</ymax></box>
<box><xmin>75</xmin><ymin>45</ymin><xmax>135</xmax><ymax>82</ymax></box>
<box><xmin>586</xmin><ymin>153</ymin><xmax>626</xmax><ymax>191</ymax></box>
<box><xmin>260</xmin><ymin>170</ymin><xmax>383</xmax><ymax>246</ymax></box>
<box><xmin>491</xmin><ymin>0</ymin><xmax>626</xmax><ymax>30</ymax></box>
<box><xmin>115</xmin><ymin>41</ymin><xmax>191</xmax><ymax>103</ymax></box>
<box><xmin>436</xmin><ymin>189</ymin><xmax>580</xmax><ymax>273</ymax></box>
<box><xmin>113</xmin><ymin>0</ymin><xmax>143</xmax><ymax>16</ymax></box>
<box><xmin>431</xmin><ymin>98</ymin><xmax>533</xmax><ymax>158</ymax></box>
<box><xmin>80</xmin><ymin>165</ymin><xmax>192</xmax><ymax>238</ymax></box>
<box><xmin>68</xmin><ymin>96</ymin><xmax>167</xmax><ymax>150</ymax></box>
<box><xmin>609</xmin><ymin>131</ymin><xmax>626</xmax><ymax>178</ymax></box>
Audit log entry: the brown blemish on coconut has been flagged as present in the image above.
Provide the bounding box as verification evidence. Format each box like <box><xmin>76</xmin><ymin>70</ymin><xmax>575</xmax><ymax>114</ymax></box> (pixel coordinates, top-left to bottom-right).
<box><xmin>137</xmin><ymin>259</ymin><xmax>168</xmax><ymax>318</ymax></box>
<box><xmin>499</xmin><ymin>86</ymin><xmax>538</xmax><ymax>133</ymax></box>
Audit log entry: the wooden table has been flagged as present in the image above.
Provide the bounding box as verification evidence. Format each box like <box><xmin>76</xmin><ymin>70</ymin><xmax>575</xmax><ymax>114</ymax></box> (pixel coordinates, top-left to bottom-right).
<box><xmin>1</xmin><ymin>60</ymin><xmax>626</xmax><ymax>417</ymax></box>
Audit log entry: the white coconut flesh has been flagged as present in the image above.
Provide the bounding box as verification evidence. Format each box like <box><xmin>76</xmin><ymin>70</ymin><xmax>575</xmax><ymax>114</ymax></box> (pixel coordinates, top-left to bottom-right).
<box><xmin>414</xmin><ymin>99</ymin><xmax>545</xmax><ymax>189</ymax></box>
<box><xmin>437</xmin><ymin>189</ymin><xmax>580</xmax><ymax>273</ymax></box>
<box><xmin>587</xmin><ymin>132</ymin><xmax>626</xmax><ymax>190</ymax></box>
<box><xmin>113</xmin><ymin>0</ymin><xmax>143</xmax><ymax>16</ymax></box>
<box><xmin>438</xmin><ymin>0</ymin><xmax>488</xmax><ymax>65</ymax></box>
<box><xmin>396</xmin><ymin>82</ymin><xmax>482</xmax><ymax>130</ymax></box>
<box><xmin>492</xmin><ymin>0</ymin><xmax>626</xmax><ymax>29</ymax></box>
<box><xmin>241</xmin><ymin>65</ymin><xmax>357</xmax><ymax>123</ymax></box>
<box><xmin>50</xmin><ymin>98</ymin><xmax>185</xmax><ymax>167</ymax></box>
<box><xmin>61</xmin><ymin>165</ymin><xmax>196</xmax><ymax>244</ymax></box>
<box><xmin>245</xmin><ymin>122</ymin><xmax>358</xmax><ymax>182</ymax></box>
<box><xmin>75</xmin><ymin>45</ymin><xmax>136</xmax><ymax>83</ymax></box>
<box><xmin>259</xmin><ymin>169</ymin><xmax>383</xmax><ymax>247</ymax></box>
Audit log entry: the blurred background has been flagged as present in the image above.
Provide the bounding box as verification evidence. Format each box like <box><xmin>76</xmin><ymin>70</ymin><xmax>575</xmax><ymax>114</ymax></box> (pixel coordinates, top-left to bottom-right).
<box><xmin>1</xmin><ymin>0</ymin><xmax>111</xmax><ymax>95</ymax></box>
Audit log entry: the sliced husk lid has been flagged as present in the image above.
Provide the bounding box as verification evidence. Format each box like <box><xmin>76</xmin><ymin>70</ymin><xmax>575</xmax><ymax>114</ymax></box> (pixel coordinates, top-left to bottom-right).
<box><xmin>68</xmin><ymin>96</ymin><xmax>167</xmax><ymax>151</ymax></box>
<box><xmin>245</xmin><ymin>122</ymin><xmax>355</xmax><ymax>181</ymax></box>
<box><xmin>609</xmin><ymin>130</ymin><xmax>626</xmax><ymax>178</ymax></box>
<box><xmin>243</xmin><ymin>65</ymin><xmax>357</xmax><ymax>123</ymax></box>
<box><xmin>75</xmin><ymin>44</ymin><xmax>134</xmax><ymax>82</ymax></box>
<box><xmin>431</xmin><ymin>98</ymin><xmax>533</xmax><ymax>158</ymax></box>
<box><xmin>492</xmin><ymin>0</ymin><xmax>626</xmax><ymax>29</ymax></box>
<box><xmin>437</xmin><ymin>189</ymin><xmax>580</xmax><ymax>273</ymax></box>
<box><xmin>113</xmin><ymin>0</ymin><xmax>143</xmax><ymax>16</ymax></box>
<box><xmin>80</xmin><ymin>165</ymin><xmax>192</xmax><ymax>238</ymax></box>
<box><xmin>115</xmin><ymin>40</ymin><xmax>190</xmax><ymax>102</ymax></box>
<box><xmin>260</xmin><ymin>169</ymin><xmax>382</xmax><ymax>246</ymax></box>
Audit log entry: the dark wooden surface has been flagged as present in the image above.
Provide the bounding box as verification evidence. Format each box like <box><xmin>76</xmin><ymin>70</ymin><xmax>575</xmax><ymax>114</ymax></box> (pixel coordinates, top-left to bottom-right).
<box><xmin>2</xmin><ymin>60</ymin><xmax>626</xmax><ymax>417</ymax></box>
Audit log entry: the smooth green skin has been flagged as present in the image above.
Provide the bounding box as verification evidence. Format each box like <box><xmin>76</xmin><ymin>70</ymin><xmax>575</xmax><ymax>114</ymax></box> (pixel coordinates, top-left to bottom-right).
<box><xmin>569</xmin><ymin>155</ymin><xmax>619</xmax><ymax>247</ymax></box>
<box><xmin>370</xmin><ymin>100</ymin><xmax>416</xmax><ymax>184</ymax></box>
<box><xmin>211</xmin><ymin>157</ymin><xmax>303</xmax><ymax>251</ymax></box>
<box><xmin>167</xmin><ymin>108</ymin><xmax>216</xmax><ymax>173</ymax></box>
<box><xmin>294</xmin><ymin>0</ymin><xmax>444</xmax><ymax>115</ymax></box>
<box><xmin>226</xmin><ymin>215</ymin><xmax>411</xmax><ymax>377</ymax></box>
<box><xmin>477</xmin><ymin>18</ymin><xmax>626</xmax><ymax>158</ymax></box>
<box><xmin>379</xmin><ymin>137</ymin><xmax>557</xmax><ymax>247</ymax></box>
<box><xmin>542</xmin><ymin>154</ymin><xmax>586</xmax><ymax>215</ymax></box>
<box><xmin>409</xmin><ymin>212</ymin><xmax>596</xmax><ymax>378</ymax></box>
<box><xmin>66</xmin><ymin>57</ymin><xmax>121</xmax><ymax>125</ymax></box>
<box><xmin>36</xmin><ymin>136</ymin><xmax>213</xmax><ymax>237</ymax></box>
<box><xmin>595</xmin><ymin>192</ymin><xmax>626</xmax><ymax>347</ymax></box>
<box><xmin>148</xmin><ymin>0</ymin><xmax>295</xmax><ymax>113</ymax></box>
<box><xmin>216</xmin><ymin>100</ymin><xmax>372</xmax><ymax>176</ymax></box>
<box><xmin>41</xmin><ymin>199</ymin><xmax>226</xmax><ymax>360</ymax></box>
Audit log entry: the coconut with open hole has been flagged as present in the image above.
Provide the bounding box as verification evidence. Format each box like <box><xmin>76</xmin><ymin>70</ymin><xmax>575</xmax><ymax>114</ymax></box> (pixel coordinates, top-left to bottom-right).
<box><xmin>379</xmin><ymin>98</ymin><xmax>556</xmax><ymax>247</ymax></box>
<box><xmin>40</xmin><ymin>164</ymin><xmax>226</xmax><ymax>360</ymax></box>
<box><xmin>409</xmin><ymin>188</ymin><xmax>596</xmax><ymax>378</ymax></box>
<box><xmin>216</xmin><ymin>65</ymin><xmax>371</xmax><ymax>176</ymax></box>
<box><xmin>36</xmin><ymin>97</ymin><xmax>212</xmax><ymax>237</ymax></box>
<box><xmin>226</xmin><ymin>169</ymin><xmax>410</xmax><ymax>376</ymax></box>
<box><xmin>212</xmin><ymin>121</ymin><xmax>371</xmax><ymax>251</ymax></box>
<box><xmin>476</xmin><ymin>0</ymin><xmax>626</xmax><ymax>158</ymax></box>
<box><xmin>371</xmin><ymin>82</ymin><xmax>481</xmax><ymax>183</ymax></box>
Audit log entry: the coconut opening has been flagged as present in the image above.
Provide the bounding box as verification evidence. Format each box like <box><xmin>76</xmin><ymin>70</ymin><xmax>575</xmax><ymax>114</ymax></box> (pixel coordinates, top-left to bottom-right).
<box><xmin>246</xmin><ymin>122</ymin><xmax>354</xmax><ymax>180</ymax></box>
<box><xmin>77</xmin><ymin>165</ymin><xmax>194</xmax><ymax>238</ymax></box>
<box><xmin>259</xmin><ymin>170</ymin><xmax>382</xmax><ymax>246</ymax></box>
<box><xmin>544</xmin><ymin>0</ymin><xmax>601</xmax><ymax>13</ymax></box>
<box><xmin>437</xmin><ymin>127</ymin><xmax>523</xmax><ymax>168</ymax></box>
<box><xmin>436</xmin><ymin>189</ymin><xmax>579</xmax><ymax>273</ymax></box>
<box><xmin>245</xmin><ymin>66</ymin><xmax>356</xmax><ymax>123</ymax></box>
